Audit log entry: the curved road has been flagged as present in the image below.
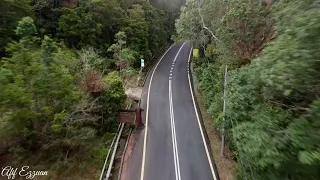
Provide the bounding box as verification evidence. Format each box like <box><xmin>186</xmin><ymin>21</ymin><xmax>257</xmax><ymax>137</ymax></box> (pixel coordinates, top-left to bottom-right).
<box><xmin>124</xmin><ymin>43</ymin><xmax>218</xmax><ymax>180</ymax></box>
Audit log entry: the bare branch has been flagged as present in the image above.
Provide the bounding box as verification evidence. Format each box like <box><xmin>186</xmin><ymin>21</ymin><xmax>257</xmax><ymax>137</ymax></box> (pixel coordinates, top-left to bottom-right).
<box><xmin>197</xmin><ymin>0</ymin><xmax>219</xmax><ymax>41</ymax></box>
<box><xmin>269</xmin><ymin>101</ymin><xmax>310</xmax><ymax>112</ymax></box>
<box><xmin>63</xmin><ymin>96</ymin><xmax>102</xmax><ymax>124</ymax></box>
<box><xmin>264</xmin><ymin>128</ymin><xmax>287</xmax><ymax>135</ymax></box>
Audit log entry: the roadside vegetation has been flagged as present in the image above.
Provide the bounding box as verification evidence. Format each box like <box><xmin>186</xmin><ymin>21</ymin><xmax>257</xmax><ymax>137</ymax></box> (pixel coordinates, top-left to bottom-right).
<box><xmin>0</xmin><ymin>0</ymin><xmax>173</xmax><ymax>178</ymax></box>
<box><xmin>175</xmin><ymin>0</ymin><xmax>320</xmax><ymax>179</ymax></box>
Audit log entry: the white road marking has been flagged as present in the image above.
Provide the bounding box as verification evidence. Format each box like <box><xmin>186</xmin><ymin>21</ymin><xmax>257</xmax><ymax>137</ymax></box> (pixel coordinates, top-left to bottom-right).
<box><xmin>173</xmin><ymin>42</ymin><xmax>186</xmax><ymax>63</ymax></box>
<box><xmin>169</xmin><ymin>80</ymin><xmax>179</xmax><ymax>180</ymax></box>
<box><xmin>166</xmin><ymin>42</ymin><xmax>186</xmax><ymax>180</ymax></box>
<box><xmin>141</xmin><ymin>42</ymin><xmax>186</xmax><ymax>180</ymax></box>
<box><xmin>140</xmin><ymin>44</ymin><xmax>175</xmax><ymax>180</ymax></box>
<box><xmin>169</xmin><ymin>80</ymin><xmax>182</xmax><ymax>180</ymax></box>
<box><xmin>186</xmin><ymin>47</ymin><xmax>218</xmax><ymax>180</ymax></box>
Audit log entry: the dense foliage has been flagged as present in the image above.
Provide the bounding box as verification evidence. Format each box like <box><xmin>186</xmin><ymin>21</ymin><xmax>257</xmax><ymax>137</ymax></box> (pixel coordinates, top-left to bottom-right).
<box><xmin>0</xmin><ymin>0</ymin><xmax>32</xmax><ymax>57</ymax></box>
<box><xmin>1</xmin><ymin>0</ymin><xmax>174</xmax><ymax>60</ymax></box>
<box><xmin>0</xmin><ymin>0</ymin><xmax>173</xmax><ymax>178</ymax></box>
<box><xmin>176</xmin><ymin>0</ymin><xmax>320</xmax><ymax>179</ymax></box>
<box><xmin>0</xmin><ymin>16</ymin><xmax>125</xmax><ymax>175</ymax></box>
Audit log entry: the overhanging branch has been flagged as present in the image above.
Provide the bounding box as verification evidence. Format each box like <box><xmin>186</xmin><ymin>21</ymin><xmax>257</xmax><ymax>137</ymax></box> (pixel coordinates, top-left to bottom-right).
<box><xmin>197</xmin><ymin>0</ymin><xmax>219</xmax><ymax>41</ymax></box>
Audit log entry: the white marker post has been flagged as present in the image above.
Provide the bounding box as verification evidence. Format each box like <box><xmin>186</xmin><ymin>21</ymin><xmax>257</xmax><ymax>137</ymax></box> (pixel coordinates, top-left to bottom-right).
<box><xmin>221</xmin><ymin>65</ymin><xmax>228</xmax><ymax>157</ymax></box>
<box><xmin>137</xmin><ymin>59</ymin><xmax>145</xmax><ymax>87</ymax></box>
<box><xmin>141</xmin><ymin>59</ymin><xmax>145</xmax><ymax>68</ymax></box>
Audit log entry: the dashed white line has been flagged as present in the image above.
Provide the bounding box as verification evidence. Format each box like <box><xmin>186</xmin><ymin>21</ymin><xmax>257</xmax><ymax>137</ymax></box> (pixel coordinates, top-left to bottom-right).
<box><xmin>167</xmin><ymin>42</ymin><xmax>186</xmax><ymax>180</ymax></box>
<box><xmin>173</xmin><ymin>42</ymin><xmax>185</xmax><ymax>63</ymax></box>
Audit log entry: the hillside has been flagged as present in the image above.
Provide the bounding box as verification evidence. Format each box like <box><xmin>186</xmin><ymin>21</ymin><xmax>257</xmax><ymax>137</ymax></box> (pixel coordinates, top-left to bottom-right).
<box><xmin>0</xmin><ymin>0</ymin><xmax>174</xmax><ymax>179</ymax></box>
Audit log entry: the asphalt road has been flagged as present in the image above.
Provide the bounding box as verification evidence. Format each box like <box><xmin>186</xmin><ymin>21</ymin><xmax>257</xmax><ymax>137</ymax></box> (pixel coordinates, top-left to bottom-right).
<box><xmin>124</xmin><ymin>43</ymin><xmax>218</xmax><ymax>180</ymax></box>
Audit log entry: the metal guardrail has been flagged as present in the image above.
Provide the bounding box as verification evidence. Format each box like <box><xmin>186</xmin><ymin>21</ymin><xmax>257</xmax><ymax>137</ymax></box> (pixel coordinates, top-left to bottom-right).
<box><xmin>117</xmin><ymin>127</ymin><xmax>132</xmax><ymax>180</ymax></box>
<box><xmin>99</xmin><ymin>125</ymin><xmax>121</xmax><ymax>180</ymax></box>
<box><xmin>105</xmin><ymin>123</ymin><xmax>125</xmax><ymax>179</ymax></box>
<box><xmin>99</xmin><ymin>103</ymin><xmax>130</xmax><ymax>180</ymax></box>
<box><xmin>99</xmin><ymin>42</ymin><xmax>172</xmax><ymax>180</ymax></box>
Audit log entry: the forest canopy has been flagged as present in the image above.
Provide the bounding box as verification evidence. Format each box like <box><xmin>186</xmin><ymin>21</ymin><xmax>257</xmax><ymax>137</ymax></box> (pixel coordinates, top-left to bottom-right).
<box><xmin>0</xmin><ymin>0</ymin><xmax>174</xmax><ymax>178</ymax></box>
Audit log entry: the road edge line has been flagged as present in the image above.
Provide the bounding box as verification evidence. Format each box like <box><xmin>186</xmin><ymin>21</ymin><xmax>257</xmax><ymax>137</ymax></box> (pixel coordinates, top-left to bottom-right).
<box><xmin>187</xmin><ymin>47</ymin><xmax>218</xmax><ymax>180</ymax></box>
<box><xmin>140</xmin><ymin>43</ymin><xmax>175</xmax><ymax>180</ymax></box>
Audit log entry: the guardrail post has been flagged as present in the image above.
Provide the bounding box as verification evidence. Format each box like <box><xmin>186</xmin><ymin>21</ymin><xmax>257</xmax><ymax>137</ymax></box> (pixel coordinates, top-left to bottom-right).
<box><xmin>136</xmin><ymin>108</ymin><xmax>144</xmax><ymax>128</ymax></box>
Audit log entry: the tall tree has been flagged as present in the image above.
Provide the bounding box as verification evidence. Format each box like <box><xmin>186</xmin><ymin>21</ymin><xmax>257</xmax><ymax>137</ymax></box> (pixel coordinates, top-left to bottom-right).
<box><xmin>0</xmin><ymin>0</ymin><xmax>32</xmax><ymax>58</ymax></box>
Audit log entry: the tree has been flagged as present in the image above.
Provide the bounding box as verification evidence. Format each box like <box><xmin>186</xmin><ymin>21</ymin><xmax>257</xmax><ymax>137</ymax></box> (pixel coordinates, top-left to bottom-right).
<box><xmin>57</xmin><ymin>0</ymin><xmax>126</xmax><ymax>51</ymax></box>
<box><xmin>1</xmin><ymin>34</ymin><xmax>78</xmax><ymax>153</ymax></box>
<box><xmin>0</xmin><ymin>0</ymin><xmax>173</xmax><ymax>177</ymax></box>
<box><xmin>102</xmin><ymin>71</ymin><xmax>126</xmax><ymax>119</ymax></box>
<box><xmin>15</xmin><ymin>16</ymin><xmax>37</xmax><ymax>37</ymax></box>
<box><xmin>58</xmin><ymin>7</ymin><xmax>102</xmax><ymax>48</ymax></box>
<box><xmin>0</xmin><ymin>17</ymin><xmax>127</xmax><ymax>173</ymax></box>
<box><xmin>146</xmin><ymin>8</ymin><xmax>170</xmax><ymax>54</ymax></box>
<box><xmin>0</xmin><ymin>0</ymin><xmax>32</xmax><ymax>57</ymax></box>
<box><xmin>175</xmin><ymin>0</ymin><xmax>204</xmax><ymax>46</ymax></box>
<box><xmin>108</xmin><ymin>31</ymin><xmax>138</xmax><ymax>71</ymax></box>
<box><xmin>32</xmin><ymin>0</ymin><xmax>62</xmax><ymax>38</ymax></box>
<box><xmin>121</xmin><ymin>3</ymin><xmax>150</xmax><ymax>58</ymax></box>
